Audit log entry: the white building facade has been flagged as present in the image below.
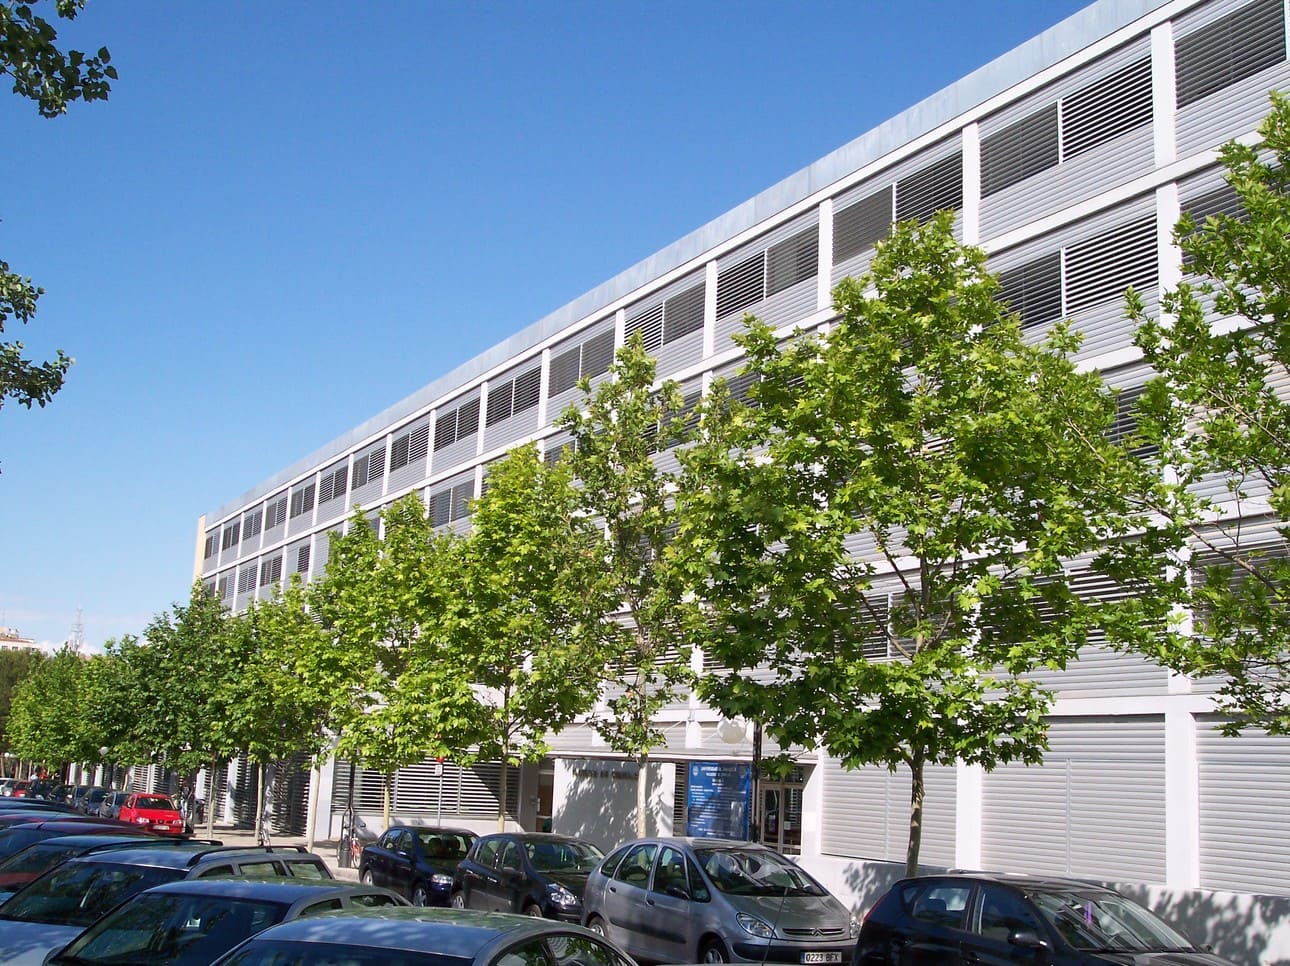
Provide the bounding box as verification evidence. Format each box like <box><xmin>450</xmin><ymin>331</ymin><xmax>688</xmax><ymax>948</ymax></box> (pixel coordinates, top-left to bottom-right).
<box><xmin>197</xmin><ymin>0</ymin><xmax>1290</xmax><ymax>959</ymax></box>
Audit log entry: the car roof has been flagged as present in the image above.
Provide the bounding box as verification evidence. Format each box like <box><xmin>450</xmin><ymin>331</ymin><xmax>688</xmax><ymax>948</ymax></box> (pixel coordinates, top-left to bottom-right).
<box><xmin>614</xmin><ymin>836</ymin><xmax>769</xmax><ymax>850</ymax></box>
<box><xmin>478</xmin><ymin>832</ymin><xmax>592</xmax><ymax>845</ymax></box>
<box><xmin>22</xmin><ymin>832</ymin><xmax>164</xmax><ymax>850</ymax></box>
<box><xmin>139</xmin><ymin>876</ymin><xmax>400</xmax><ymax>903</ymax></box>
<box><xmin>64</xmin><ymin>843</ymin><xmax>324</xmax><ymax>871</ymax></box>
<box><xmin>239</xmin><ymin>907</ymin><xmax>607</xmax><ymax>955</ymax></box>
<box><xmin>912</xmin><ymin>871</ymin><xmax>1118</xmax><ymax>893</ymax></box>
<box><xmin>392</xmin><ymin>825</ymin><xmax>476</xmax><ymax>836</ymax></box>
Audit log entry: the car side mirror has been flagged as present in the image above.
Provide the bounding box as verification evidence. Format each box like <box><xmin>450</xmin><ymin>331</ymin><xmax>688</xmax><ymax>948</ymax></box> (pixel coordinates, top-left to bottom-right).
<box><xmin>1009</xmin><ymin>928</ymin><xmax>1047</xmax><ymax>950</ymax></box>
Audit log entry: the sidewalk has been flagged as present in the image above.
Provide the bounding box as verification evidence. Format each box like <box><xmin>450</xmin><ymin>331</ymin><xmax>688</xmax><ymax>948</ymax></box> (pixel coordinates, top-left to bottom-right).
<box><xmin>197</xmin><ymin>825</ymin><xmax>360</xmax><ymax>882</ymax></box>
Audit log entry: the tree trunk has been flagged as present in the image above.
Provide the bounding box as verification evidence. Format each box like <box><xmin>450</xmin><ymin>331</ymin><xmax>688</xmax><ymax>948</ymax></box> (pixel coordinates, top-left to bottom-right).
<box><xmin>383</xmin><ymin>772</ymin><xmax>392</xmax><ymax>831</ymax></box>
<box><xmin>305</xmin><ymin>755</ymin><xmax>321</xmax><ymax>852</ymax></box>
<box><xmin>635</xmin><ymin>753</ymin><xmax>649</xmax><ymax>838</ymax></box>
<box><xmin>497</xmin><ymin>756</ymin><xmax>508</xmax><ymax>833</ymax></box>
<box><xmin>905</xmin><ymin>750</ymin><xmax>925</xmax><ymax>878</ymax></box>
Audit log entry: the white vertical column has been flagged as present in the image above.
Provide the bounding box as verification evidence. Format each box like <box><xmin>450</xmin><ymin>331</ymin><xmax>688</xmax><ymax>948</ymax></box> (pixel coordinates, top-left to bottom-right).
<box><xmin>704</xmin><ymin>261</ymin><xmax>718</xmax><ymax>359</ymax></box>
<box><xmin>1165</xmin><ymin>709</ymin><xmax>1200</xmax><ymax>887</ymax></box>
<box><xmin>954</xmin><ymin>761</ymin><xmax>984</xmax><ymax>869</ymax></box>
<box><xmin>961</xmin><ymin>122</ymin><xmax>982</xmax><ymax>246</ymax></box>
<box><xmin>817</xmin><ymin>199</ymin><xmax>834</xmax><ymax>312</ymax></box>
<box><xmin>1152</xmin><ymin>20</ymin><xmax>1178</xmax><ymax>168</ymax></box>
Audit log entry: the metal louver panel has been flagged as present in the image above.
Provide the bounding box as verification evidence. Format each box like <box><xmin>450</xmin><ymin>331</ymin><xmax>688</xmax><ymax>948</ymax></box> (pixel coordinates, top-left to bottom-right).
<box><xmin>626</xmin><ymin>304</ymin><xmax>664</xmax><ymax>352</ymax></box>
<box><xmin>512</xmin><ymin>367</ymin><xmax>540</xmax><ymax>413</ymax></box>
<box><xmin>1061</xmin><ymin>57</ymin><xmax>1152</xmax><ymax>160</ymax></box>
<box><xmin>455</xmin><ymin>398</ymin><xmax>480</xmax><ymax>443</ymax></box>
<box><xmin>1198</xmin><ymin>720</ymin><xmax>1290</xmax><ymax>893</ymax></box>
<box><xmin>1064</xmin><ymin>217</ymin><xmax>1157</xmax><ymax>314</ymax></box>
<box><xmin>242</xmin><ymin>511</ymin><xmax>262</xmax><ymax>541</ymax></box>
<box><xmin>580</xmin><ymin>330</ymin><xmax>615</xmax><ymax>380</ymax></box>
<box><xmin>264</xmin><ymin>495</ymin><xmax>287</xmax><ymax>531</ymax></box>
<box><xmin>766</xmin><ymin>227</ymin><xmax>819</xmax><ymax>297</ymax></box>
<box><xmin>486</xmin><ymin>381</ymin><xmax>514</xmax><ymax>426</ymax></box>
<box><xmin>1177</xmin><ymin>0</ymin><xmax>1286</xmax><ymax>108</ymax></box>
<box><xmin>662</xmin><ymin>283</ymin><xmax>704</xmax><ymax>343</ymax></box>
<box><xmin>833</xmin><ymin>186</ymin><xmax>893</xmax><ymax>263</ymax></box>
<box><xmin>549</xmin><ymin>345</ymin><xmax>581</xmax><ymax>396</ymax></box>
<box><xmin>295</xmin><ymin>544</ymin><xmax>310</xmax><ymax>574</ymax></box>
<box><xmin>996</xmin><ymin>252</ymin><xmax>1062</xmax><ymax>329</ymax></box>
<box><xmin>716</xmin><ymin>252</ymin><xmax>765</xmax><ymax>319</ymax></box>
<box><xmin>895</xmin><ymin>151</ymin><xmax>962</xmax><ymax>223</ymax></box>
<box><xmin>820</xmin><ymin>761</ymin><xmax>957</xmax><ymax>865</ymax></box>
<box><xmin>981</xmin><ymin>104</ymin><xmax>1059</xmax><ymax>197</ymax></box>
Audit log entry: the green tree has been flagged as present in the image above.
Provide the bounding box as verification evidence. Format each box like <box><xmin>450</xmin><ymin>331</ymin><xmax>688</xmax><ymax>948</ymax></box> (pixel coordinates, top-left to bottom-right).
<box><xmin>221</xmin><ymin>579</ymin><xmax>334</xmax><ymax>842</ymax></box>
<box><xmin>1120</xmin><ymin>92</ymin><xmax>1290</xmax><ymax>735</ymax></box>
<box><xmin>7</xmin><ymin>645</ymin><xmax>99</xmax><ymax>768</ymax></box>
<box><xmin>2</xmin><ymin>1</ymin><xmax>116</xmax><ymax>431</ymax></box>
<box><xmin>456</xmin><ymin>444</ymin><xmax>618</xmax><ymax>830</ymax></box>
<box><xmin>673</xmin><ymin>213</ymin><xmax>1144</xmax><ymax>875</ymax></box>
<box><xmin>307</xmin><ymin>497</ymin><xmax>481</xmax><ymax>828</ymax></box>
<box><xmin>558</xmin><ymin>336</ymin><xmax>696</xmax><ymax>837</ymax></box>
<box><xmin>0</xmin><ymin>647</ymin><xmax>46</xmax><ymax>764</ymax></box>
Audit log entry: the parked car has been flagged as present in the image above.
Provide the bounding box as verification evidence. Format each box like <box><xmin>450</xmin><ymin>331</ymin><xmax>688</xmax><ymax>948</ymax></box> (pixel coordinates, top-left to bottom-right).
<box><xmin>360</xmin><ymin>825</ymin><xmax>476</xmax><ymax>906</ymax></box>
<box><xmin>47</xmin><ymin>876</ymin><xmax>409</xmax><ymax>965</ymax></box>
<box><xmin>117</xmin><ymin>792</ymin><xmax>186</xmax><ymax>836</ymax></box>
<box><xmin>96</xmin><ymin>789</ymin><xmax>129</xmax><ymax>820</ymax></box>
<box><xmin>0</xmin><ymin>818</ymin><xmax>137</xmax><ymax>864</ymax></box>
<box><xmin>582</xmin><ymin>836</ymin><xmax>857</xmax><ymax>965</ymax></box>
<box><xmin>209</xmin><ymin>905</ymin><xmax>638</xmax><ymax>966</ymax></box>
<box><xmin>0</xmin><ymin>832</ymin><xmax>169</xmax><ymax>901</ymax></box>
<box><xmin>855</xmin><ymin>872</ymin><xmax>1238</xmax><ymax>965</ymax></box>
<box><xmin>0</xmin><ymin>798</ymin><xmax>81</xmax><ymax>816</ymax></box>
<box><xmin>9</xmin><ymin>780</ymin><xmax>30</xmax><ymax>798</ymax></box>
<box><xmin>0</xmin><ymin>842</ymin><xmax>334</xmax><ymax>963</ymax></box>
<box><xmin>74</xmin><ymin>786</ymin><xmax>110</xmax><ymax>815</ymax></box>
<box><xmin>452</xmin><ymin>832</ymin><xmax>604</xmax><ymax>921</ymax></box>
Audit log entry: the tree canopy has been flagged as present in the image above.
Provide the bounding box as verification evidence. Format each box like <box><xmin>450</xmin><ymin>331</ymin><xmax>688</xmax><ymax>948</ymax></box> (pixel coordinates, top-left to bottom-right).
<box><xmin>673</xmin><ymin>212</ymin><xmax>1145</xmax><ymax>875</ymax></box>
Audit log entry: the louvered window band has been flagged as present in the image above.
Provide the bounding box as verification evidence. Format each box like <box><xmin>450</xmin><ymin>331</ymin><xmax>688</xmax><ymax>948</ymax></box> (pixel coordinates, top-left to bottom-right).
<box><xmin>1065</xmin><ymin>217</ymin><xmax>1158</xmax><ymax>314</ymax></box>
<box><xmin>1061</xmin><ymin>57</ymin><xmax>1152</xmax><ymax>160</ymax></box>
<box><xmin>767</xmin><ymin>227</ymin><xmax>819</xmax><ymax>296</ymax></box>
<box><xmin>1177</xmin><ymin>0</ymin><xmax>1286</xmax><ymax>107</ymax></box>
<box><xmin>997</xmin><ymin>252</ymin><xmax>1062</xmax><ymax>329</ymax></box>
<box><xmin>717</xmin><ymin>253</ymin><xmax>765</xmax><ymax>318</ymax></box>
<box><xmin>982</xmin><ymin>105</ymin><xmax>1059</xmax><ymax>197</ymax></box>
<box><xmin>834</xmin><ymin>187</ymin><xmax>893</xmax><ymax>262</ymax></box>
<box><xmin>895</xmin><ymin>151</ymin><xmax>962</xmax><ymax>224</ymax></box>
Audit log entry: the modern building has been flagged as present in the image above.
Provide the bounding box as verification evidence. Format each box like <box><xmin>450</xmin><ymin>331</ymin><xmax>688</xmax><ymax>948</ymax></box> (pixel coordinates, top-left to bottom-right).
<box><xmin>197</xmin><ymin>0</ymin><xmax>1290</xmax><ymax>958</ymax></box>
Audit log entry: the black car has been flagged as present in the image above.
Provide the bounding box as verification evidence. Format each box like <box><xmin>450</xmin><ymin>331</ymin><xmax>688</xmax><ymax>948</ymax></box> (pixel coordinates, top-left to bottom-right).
<box><xmin>359</xmin><ymin>826</ymin><xmax>476</xmax><ymax>906</ymax></box>
<box><xmin>856</xmin><ymin>872</ymin><xmax>1237</xmax><ymax>965</ymax></box>
<box><xmin>451</xmin><ymin>832</ymin><xmax>603</xmax><ymax>921</ymax></box>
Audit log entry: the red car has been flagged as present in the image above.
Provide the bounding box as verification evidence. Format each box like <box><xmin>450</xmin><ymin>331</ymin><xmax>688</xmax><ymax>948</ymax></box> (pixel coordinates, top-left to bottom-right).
<box><xmin>117</xmin><ymin>793</ymin><xmax>186</xmax><ymax>836</ymax></box>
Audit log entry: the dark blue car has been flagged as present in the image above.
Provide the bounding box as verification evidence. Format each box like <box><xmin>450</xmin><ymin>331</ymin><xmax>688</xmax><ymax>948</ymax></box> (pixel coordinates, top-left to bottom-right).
<box><xmin>359</xmin><ymin>826</ymin><xmax>476</xmax><ymax>906</ymax></box>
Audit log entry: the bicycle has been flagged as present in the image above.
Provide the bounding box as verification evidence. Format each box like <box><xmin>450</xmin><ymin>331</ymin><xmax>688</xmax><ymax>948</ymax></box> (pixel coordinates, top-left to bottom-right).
<box><xmin>337</xmin><ymin>804</ymin><xmax>359</xmax><ymax>868</ymax></box>
<box><xmin>257</xmin><ymin>803</ymin><xmax>273</xmax><ymax>847</ymax></box>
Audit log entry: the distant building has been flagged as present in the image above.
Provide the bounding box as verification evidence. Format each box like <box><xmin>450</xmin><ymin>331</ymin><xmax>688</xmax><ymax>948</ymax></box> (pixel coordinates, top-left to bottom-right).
<box><xmin>196</xmin><ymin>0</ymin><xmax>1290</xmax><ymax>959</ymax></box>
<box><xmin>0</xmin><ymin>627</ymin><xmax>38</xmax><ymax>652</ymax></box>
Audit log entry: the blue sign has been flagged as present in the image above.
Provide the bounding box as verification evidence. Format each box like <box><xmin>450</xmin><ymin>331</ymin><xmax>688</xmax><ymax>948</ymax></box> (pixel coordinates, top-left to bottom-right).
<box><xmin>686</xmin><ymin>761</ymin><xmax>750</xmax><ymax>839</ymax></box>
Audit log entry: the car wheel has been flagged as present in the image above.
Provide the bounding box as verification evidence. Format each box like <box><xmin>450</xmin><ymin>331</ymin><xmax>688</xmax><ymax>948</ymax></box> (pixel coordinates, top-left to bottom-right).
<box><xmin>586</xmin><ymin>916</ymin><xmax>607</xmax><ymax>937</ymax></box>
<box><xmin>523</xmin><ymin>902</ymin><xmax>543</xmax><ymax>918</ymax></box>
<box><xmin>360</xmin><ymin>868</ymin><xmax>373</xmax><ymax>885</ymax></box>
<box><xmin>450</xmin><ymin>891</ymin><xmax>467</xmax><ymax>909</ymax></box>
<box><xmin>700</xmin><ymin>939</ymin><xmax>729</xmax><ymax>964</ymax></box>
<box><xmin>412</xmin><ymin>882</ymin><xmax>430</xmax><ymax>906</ymax></box>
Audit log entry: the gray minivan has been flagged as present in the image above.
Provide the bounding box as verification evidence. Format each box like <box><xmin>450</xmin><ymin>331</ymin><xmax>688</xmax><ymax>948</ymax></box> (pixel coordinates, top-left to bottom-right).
<box><xmin>582</xmin><ymin>837</ymin><xmax>856</xmax><ymax>964</ymax></box>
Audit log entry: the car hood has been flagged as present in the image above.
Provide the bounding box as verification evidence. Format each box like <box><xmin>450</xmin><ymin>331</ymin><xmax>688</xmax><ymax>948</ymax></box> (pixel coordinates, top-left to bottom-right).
<box><xmin>723</xmin><ymin>892</ymin><xmax>852</xmax><ymax>936</ymax></box>
<box><xmin>545</xmin><ymin>870</ymin><xmax>592</xmax><ymax>895</ymax></box>
<box><xmin>0</xmin><ymin>919</ymin><xmax>82</xmax><ymax>964</ymax></box>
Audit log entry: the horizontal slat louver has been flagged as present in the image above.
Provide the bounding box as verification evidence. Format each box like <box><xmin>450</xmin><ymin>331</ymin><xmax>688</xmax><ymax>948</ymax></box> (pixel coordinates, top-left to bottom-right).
<box><xmin>626</xmin><ymin>304</ymin><xmax>664</xmax><ymax>352</ymax></box>
<box><xmin>1064</xmin><ymin>217</ymin><xmax>1156</xmax><ymax>314</ymax></box>
<box><xmin>767</xmin><ymin>227</ymin><xmax>819</xmax><ymax>297</ymax></box>
<box><xmin>717</xmin><ymin>252</ymin><xmax>765</xmax><ymax>319</ymax></box>
<box><xmin>1060</xmin><ymin>57</ymin><xmax>1152</xmax><ymax>160</ymax></box>
<box><xmin>996</xmin><ymin>252</ymin><xmax>1062</xmax><ymax>329</ymax></box>
<box><xmin>581</xmin><ymin>330</ymin><xmax>615</xmax><ymax>380</ymax></box>
<box><xmin>549</xmin><ymin>345</ymin><xmax>582</xmax><ymax>396</ymax></box>
<box><xmin>486</xmin><ymin>381</ymin><xmax>514</xmax><ymax>427</ymax></box>
<box><xmin>833</xmin><ymin>186</ymin><xmax>892</xmax><ymax>263</ymax></box>
<box><xmin>895</xmin><ymin>151</ymin><xmax>962</xmax><ymax>223</ymax></box>
<box><xmin>982</xmin><ymin>104</ymin><xmax>1059</xmax><ymax>197</ymax></box>
<box><xmin>1176</xmin><ymin>0</ymin><xmax>1286</xmax><ymax>108</ymax></box>
<box><xmin>663</xmin><ymin>283</ymin><xmax>704</xmax><ymax>344</ymax></box>
<box><xmin>512</xmin><ymin>367</ymin><xmax>540</xmax><ymax>414</ymax></box>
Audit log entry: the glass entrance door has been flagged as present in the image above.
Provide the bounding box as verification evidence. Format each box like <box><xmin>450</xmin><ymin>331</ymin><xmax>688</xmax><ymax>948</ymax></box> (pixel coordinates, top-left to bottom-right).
<box><xmin>759</xmin><ymin>783</ymin><xmax>803</xmax><ymax>854</ymax></box>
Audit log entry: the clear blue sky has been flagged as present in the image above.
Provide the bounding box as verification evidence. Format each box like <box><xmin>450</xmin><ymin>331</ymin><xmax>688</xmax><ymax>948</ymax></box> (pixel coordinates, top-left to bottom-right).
<box><xmin>1</xmin><ymin>0</ymin><xmax>1091</xmax><ymax>649</ymax></box>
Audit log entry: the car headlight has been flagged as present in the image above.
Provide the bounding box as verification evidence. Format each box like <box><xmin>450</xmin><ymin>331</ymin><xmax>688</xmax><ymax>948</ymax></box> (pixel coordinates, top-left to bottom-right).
<box><xmin>737</xmin><ymin>912</ymin><xmax>774</xmax><ymax>939</ymax></box>
<box><xmin>134</xmin><ymin>817</ymin><xmax>150</xmax><ymax>825</ymax></box>
<box><xmin>431</xmin><ymin>873</ymin><xmax>454</xmax><ymax>888</ymax></box>
<box><xmin>547</xmin><ymin>882</ymin><xmax>579</xmax><ymax>907</ymax></box>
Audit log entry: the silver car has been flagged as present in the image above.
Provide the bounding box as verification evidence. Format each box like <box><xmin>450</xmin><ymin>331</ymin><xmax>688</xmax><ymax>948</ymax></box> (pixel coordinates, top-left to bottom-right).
<box><xmin>582</xmin><ymin>837</ymin><xmax>857</xmax><ymax>965</ymax></box>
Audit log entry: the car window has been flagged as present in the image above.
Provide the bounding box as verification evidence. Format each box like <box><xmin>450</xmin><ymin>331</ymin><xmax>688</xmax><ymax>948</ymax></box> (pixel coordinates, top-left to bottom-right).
<box><xmin>612</xmin><ymin>843</ymin><xmax>656</xmax><ymax>887</ymax></box>
<box><xmin>0</xmin><ymin>860</ymin><xmax>183</xmax><ymax>927</ymax></box>
<box><xmin>498</xmin><ymin>841</ymin><xmax>522</xmax><ymax>871</ymax></box>
<box><xmin>379</xmin><ymin>830</ymin><xmax>400</xmax><ymax>850</ymax></box>
<box><xmin>598</xmin><ymin>846</ymin><xmax>629</xmax><ymax>878</ymax></box>
<box><xmin>239</xmin><ymin>859</ymin><xmax>288</xmax><ymax>878</ymax></box>
<box><xmin>285</xmin><ymin>859</ymin><xmax>331</xmax><ymax>880</ymax></box>
<box><xmin>547</xmin><ymin>934</ymin><xmax>633</xmax><ymax>966</ymax></box>
<box><xmin>198</xmin><ymin>862</ymin><xmax>238</xmax><ymax>878</ymax></box>
<box><xmin>526</xmin><ymin>840</ymin><xmax>602</xmax><ymax>872</ymax></box>
<box><xmin>349</xmin><ymin>891</ymin><xmax>403</xmax><ymax>908</ymax></box>
<box><xmin>651</xmin><ymin>846</ymin><xmax>688</xmax><ymax>897</ymax></box>
<box><xmin>220</xmin><ymin>938</ymin><xmax>458</xmax><ymax>965</ymax></box>
<box><xmin>56</xmin><ymin>892</ymin><xmax>285</xmax><ymax>963</ymax></box>
<box><xmin>906</xmin><ymin>882</ymin><xmax>971</xmax><ymax>929</ymax></box>
<box><xmin>974</xmin><ymin>885</ymin><xmax>1041</xmax><ymax>942</ymax></box>
<box><xmin>476</xmin><ymin>838</ymin><xmax>501</xmax><ymax>870</ymax></box>
<box><xmin>416</xmin><ymin>831</ymin><xmax>474</xmax><ymax>861</ymax></box>
<box><xmin>301</xmin><ymin>898</ymin><xmax>345</xmax><ymax>915</ymax></box>
<box><xmin>685</xmin><ymin>857</ymin><xmax>711</xmax><ymax>902</ymax></box>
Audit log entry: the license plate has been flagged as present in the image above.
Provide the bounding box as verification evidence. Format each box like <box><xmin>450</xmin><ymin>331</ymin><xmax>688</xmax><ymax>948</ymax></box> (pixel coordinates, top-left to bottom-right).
<box><xmin>801</xmin><ymin>954</ymin><xmax>841</xmax><ymax>964</ymax></box>
<box><xmin>154</xmin><ymin>824</ymin><xmax>172</xmax><ymax>831</ymax></box>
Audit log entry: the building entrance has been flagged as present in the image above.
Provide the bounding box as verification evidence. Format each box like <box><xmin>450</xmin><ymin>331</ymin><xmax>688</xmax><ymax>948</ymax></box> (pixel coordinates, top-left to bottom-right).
<box><xmin>758</xmin><ymin>777</ymin><xmax>804</xmax><ymax>854</ymax></box>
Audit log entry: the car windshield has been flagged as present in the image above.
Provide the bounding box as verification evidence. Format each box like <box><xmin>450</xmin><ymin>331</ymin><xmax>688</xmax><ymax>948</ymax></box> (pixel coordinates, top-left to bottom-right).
<box><xmin>525</xmin><ymin>840</ymin><xmax>603</xmax><ymax>872</ymax></box>
<box><xmin>134</xmin><ymin>797</ymin><xmax>176</xmax><ymax>811</ymax></box>
<box><xmin>414</xmin><ymin>832</ymin><xmax>474</xmax><ymax>862</ymax></box>
<box><xmin>218</xmin><ymin>939</ymin><xmax>469</xmax><ymax>965</ymax></box>
<box><xmin>0</xmin><ymin>860</ymin><xmax>183</xmax><ymax>927</ymax></box>
<box><xmin>57</xmin><ymin>891</ymin><xmax>287</xmax><ymax>964</ymax></box>
<box><xmin>1029</xmin><ymin>889</ymin><xmax>1198</xmax><ymax>953</ymax></box>
<box><xmin>0</xmin><ymin>841</ymin><xmax>86</xmax><ymax>878</ymax></box>
<box><xmin>695</xmin><ymin>848</ymin><xmax>825</xmax><ymax>897</ymax></box>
